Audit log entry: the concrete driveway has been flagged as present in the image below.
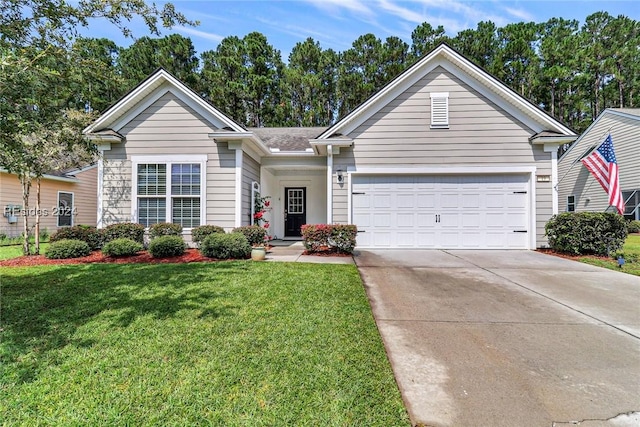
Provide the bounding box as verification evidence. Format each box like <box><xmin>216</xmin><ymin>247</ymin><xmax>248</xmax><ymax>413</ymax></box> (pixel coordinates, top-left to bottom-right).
<box><xmin>355</xmin><ymin>250</ymin><xmax>640</xmax><ymax>427</ymax></box>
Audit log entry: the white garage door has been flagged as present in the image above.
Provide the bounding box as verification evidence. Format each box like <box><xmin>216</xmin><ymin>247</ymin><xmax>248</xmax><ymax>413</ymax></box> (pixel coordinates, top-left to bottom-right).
<box><xmin>352</xmin><ymin>174</ymin><xmax>530</xmax><ymax>249</ymax></box>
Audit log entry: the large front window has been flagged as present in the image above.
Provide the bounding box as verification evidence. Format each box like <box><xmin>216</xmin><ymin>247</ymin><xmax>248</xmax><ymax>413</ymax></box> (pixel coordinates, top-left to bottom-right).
<box><xmin>136</xmin><ymin>162</ymin><xmax>202</xmax><ymax>228</ymax></box>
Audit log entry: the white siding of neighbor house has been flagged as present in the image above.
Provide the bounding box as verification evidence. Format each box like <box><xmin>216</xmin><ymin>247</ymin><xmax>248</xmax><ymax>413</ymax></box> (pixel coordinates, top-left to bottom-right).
<box><xmin>332</xmin><ymin>65</ymin><xmax>554</xmax><ymax>246</ymax></box>
<box><xmin>558</xmin><ymin>110</ymin><xmax>640</xmax><ymax>214</ymax></box>
<box><xmin>0</xmin><ymin>167</ymin><xmax>97</xmax><ymax>238</ymax></box>
<box><xmin>101</xmin><ymin>91</ymin><xmax>237</xmax><ymax>230</ymax></box>
<box><xmin>242</xmin><ymin>154</ymin><xmax>260</xmax><ymax>226</ymax></box>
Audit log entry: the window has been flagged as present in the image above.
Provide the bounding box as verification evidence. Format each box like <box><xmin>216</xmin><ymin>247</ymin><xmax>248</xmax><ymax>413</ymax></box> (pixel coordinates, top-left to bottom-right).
<box><xmin>57</xmin><ymin>192</ymin><xmax>74</xmax><ymax>227</ymax></box>
<box><xmin>623</xmin><ymin>190</ymin><xmax>639</xmax><ymax>220</ymax></box>
<box><xmin>567</xmin><ymin>195</ymin><xmax>576</xmax><ymax>212</ymax></box>
<box><xmin>430</xmin><ymin>92</ymin><xmax>449</xmax><ymax>128</ymax></box>
<box><xmin>135</xmin><ymin>159</ymin><xmax>204</xmax><ymax>228</ymax></box>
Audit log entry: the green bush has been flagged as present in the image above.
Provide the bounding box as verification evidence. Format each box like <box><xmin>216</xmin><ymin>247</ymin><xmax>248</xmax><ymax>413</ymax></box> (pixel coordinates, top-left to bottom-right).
<box><xmin>148</xmin><ymin>235</ymin><xmax>186</xmax><ymax>258</ymax></box>
<box><xmin>200</xmin><ymin>233</ymin><xmax>251</xmax><ymax>260</ymax></box>
<box><xmin>628</xmin><ymin>220</ymin><xmax>640</xmax><ymax>234</ymax></box>
<box><xmin>45</xmin><ymin>239</ymin><xmax>91</xmax><ymax>259</ymax></box>
<box><xmin>103</xmin><ymin>223</ymin><xmax>145</xmax><ymax>244</ymax></box>
<box><xmin>191</xmin><ymin>225</ymin><xmax>225</xmax><ymax>246</ymax></box>
<box><xmin>301</xmin><ymin>224</ymin><xmax>358</xmax><ymax>254</ymax></box>
<box><xmin>102</xmin><ymin>238</ymin><xmax>143</xmax><ymax>257</ymax></box>
<box><xmin>545</xmin><ymin>212</ymin><xmax>627</xmax><ymax>255</ymax></box>
<box><xmin>149</xmin><ymin>222</ymin><xmax>183</xmax><ymax>239</ymax></box>
<box><xmin>50</xmin><ymin>225</ymin><xmax>103</xmax><ymax>250</ymax></box>
<box><xmin>232</xmin><ymin>225</ymin><xmax>267</xmax><ymax>246</ymax></box>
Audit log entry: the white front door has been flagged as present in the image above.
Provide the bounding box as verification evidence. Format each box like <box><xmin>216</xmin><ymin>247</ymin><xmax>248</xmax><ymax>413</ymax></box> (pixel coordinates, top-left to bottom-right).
<box><xmin>352</xmin><ymin>174</ymin><xmax>530</xmax><ymax>249</ymax></box>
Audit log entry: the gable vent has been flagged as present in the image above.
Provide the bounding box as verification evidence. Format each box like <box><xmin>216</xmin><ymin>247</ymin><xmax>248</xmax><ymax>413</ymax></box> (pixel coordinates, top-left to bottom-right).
<box><xmin>430</xmin><ymin>92</ymin><xmax>449</xmax><ymax>129</ymax></box>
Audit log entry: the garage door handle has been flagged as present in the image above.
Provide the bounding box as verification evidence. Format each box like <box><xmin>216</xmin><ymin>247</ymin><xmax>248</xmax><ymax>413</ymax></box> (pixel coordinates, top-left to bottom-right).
<box><xmin>513</xmin><ymin>230</ymin><xmax>527</xmax><ymax>233</ymax></box>
<box><xmin>513</xmin><ymin>191</ymin><xmax>527</xmax><ymax>194</ymax></box>
<box><xmin>352</xmin><ymin>192</ymin><xmax>366</xmax><ymax>195</ymax></box>
<box><xmin>357</xmin><ymin>230</ymin><xmax>366</xmax><ymax>233</ymax></box>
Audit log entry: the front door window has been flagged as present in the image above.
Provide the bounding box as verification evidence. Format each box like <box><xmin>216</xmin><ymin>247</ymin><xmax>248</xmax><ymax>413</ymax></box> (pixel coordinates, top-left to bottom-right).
<box><xmin>285</xmin><ymin>187</ymin><xmax>306</xmax><ymax>237</ymax></box>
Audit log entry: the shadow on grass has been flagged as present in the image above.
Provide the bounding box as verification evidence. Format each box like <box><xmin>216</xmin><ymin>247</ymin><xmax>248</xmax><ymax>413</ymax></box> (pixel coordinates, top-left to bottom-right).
<box><xmin>1</xmin><ymin>262</ymin><xmax>248</xmax><ymax>385</ymax></box>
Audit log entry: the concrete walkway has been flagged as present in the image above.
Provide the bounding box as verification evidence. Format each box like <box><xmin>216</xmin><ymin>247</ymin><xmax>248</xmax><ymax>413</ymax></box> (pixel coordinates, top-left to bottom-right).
<box><xmin>355</xmin><ymin>249</ymin><xmax>640</xmax><ymax>427</ymax></box>
<box><xmin>264</xmin><ymin>240</ymin><xmax>354</xmax><ymax>264</ymax></box>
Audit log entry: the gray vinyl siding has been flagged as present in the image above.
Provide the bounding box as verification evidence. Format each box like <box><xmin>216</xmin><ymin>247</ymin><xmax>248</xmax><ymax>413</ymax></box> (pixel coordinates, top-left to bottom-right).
<box><xmin>558</xmin><ymin>110</ymin><xmax>640</xmax><ymax>214</ymax></box>
<box><xmin>333</xmin><ymin>65</ymin><xmax>554</xmax><ymax>247</ymax></box>
<box><xmin>242</xmin><ymin>154</ymin><xmax>260</xmax><ymax>226</ymax></box>
<box><xmin>101</xmin><ymin>91</ymin><xmax>237</xmax><ymax>230</ymax></box>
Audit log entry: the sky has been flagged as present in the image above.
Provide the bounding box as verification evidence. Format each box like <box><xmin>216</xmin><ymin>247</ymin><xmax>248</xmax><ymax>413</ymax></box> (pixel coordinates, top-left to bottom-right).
<box><xmin>86</xmin><ymin>0</ymin><xmax>640</xmax><ymax>59</ymax></box>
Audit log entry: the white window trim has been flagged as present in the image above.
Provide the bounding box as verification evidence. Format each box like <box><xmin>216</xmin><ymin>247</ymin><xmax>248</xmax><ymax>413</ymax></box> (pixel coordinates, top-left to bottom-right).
<box><xmin>430</xmin><ymin>91</ymin><xmax>449</xmax><ymax>129</ymax></box>
<box><xmin>131</xmin><ymin>155</ymin><xmax>207</xmax><ymax>229</ymax></box>
<box><xmin>567</xmin><ymin>195</ymin><xmax>576</xmax><ymax>212</ymax></box>
<box><xmin>57</xmin><ymin>191</ymin><xmax>74</xmax><ymax>227</ymax></box>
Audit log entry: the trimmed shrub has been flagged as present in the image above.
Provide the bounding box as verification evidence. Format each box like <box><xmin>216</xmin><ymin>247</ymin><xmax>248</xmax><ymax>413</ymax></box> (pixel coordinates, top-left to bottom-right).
<box><xmin>103</xmin><ymin>222</ymin><xmax>145</xmax><ymax>244</ymax></box>
<box><xmin>628</xmin><ymin>220</ymin><xmax>640</xmax><ymax>234</ymax></box>
<box><xmin>102</xmin><ymin>238</ymin><xmax>143</xmax><ymax>257</ymax></box>
<box><xmin>545</xmin><ymin>212</ymin><xmax>627</xmax><ymax>255</ymax></box>
<box><xmin>191</xmin><ymin>225</ymin><xmax>225</xmax><ymax>246</ymax></box>
<box><xmin>149</xmin><ymin>222</ymin><xmax>183</xmax><ymax>239</ymax></box>
<box><xmin>45</xmin><ymin>239</ymin><xmax>91</xmax><ymax>259</ymax></box>
<box><xmin>148</xmin><ymin>235</ymin><xmax>186</xmax><ymax>258</ymax></box>
<box><xmin>50</xmin><ymin>225</ymin><xmax>103</xmax><ymax>250</ymax></box>
<box><xmin>301</xmin><ymin>224</ymin><xmax>358</xmax><ymax>254</ymax></box>
<box><xmin>200</xmin><ymin>233</ymin><xmax>251</xmax><ymax>260</ymax></box>
<box><xmin>232</xmin><ymin>225</ymin><xmax>267</xmax><ymax>246</ymax></box>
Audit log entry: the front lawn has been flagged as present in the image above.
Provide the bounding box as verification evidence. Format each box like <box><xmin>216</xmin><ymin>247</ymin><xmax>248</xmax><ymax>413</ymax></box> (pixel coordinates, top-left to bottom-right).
<box><xmin>0</xmin><ymin>243</ymin><xmax>49</xmax><ymax>260</ymax></box>
<box><xmin>0</xmin><ymin>262</ymin><xmax>409</xmax><ymax>426</ymax></box>
<box><xmin>578</xmin><ymin>234</ymin><xmax>640</xmax><ymax>276</ymax></box>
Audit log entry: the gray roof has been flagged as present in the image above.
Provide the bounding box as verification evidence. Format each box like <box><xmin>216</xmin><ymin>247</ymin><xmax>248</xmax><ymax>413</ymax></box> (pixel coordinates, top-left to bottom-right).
<box><xmin>249</xmin><ymin>127</ymin><xmax>326</xmax><ymax>151</ymax></box>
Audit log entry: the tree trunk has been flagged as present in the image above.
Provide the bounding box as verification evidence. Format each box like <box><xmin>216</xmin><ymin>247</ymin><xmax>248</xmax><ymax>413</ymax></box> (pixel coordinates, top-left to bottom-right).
<box><xmin>20</xmin><ymin>174</ymin><xmax>32</xmax><ymax>256</ymax></box>
<box><xmin>35</xmin><ymin>178</ymin><xmax>41</xmax><ymax>255</ymax></box>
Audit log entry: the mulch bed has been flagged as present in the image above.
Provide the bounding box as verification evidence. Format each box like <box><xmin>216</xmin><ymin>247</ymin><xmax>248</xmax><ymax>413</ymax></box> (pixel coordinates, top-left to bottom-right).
<box><xmin>0</xmin><ymin>249</ymin><xmax>212</xmax><ymax>268</ymax></box>
<box><xmin>536</xmin><ymin>248</ymin><xmax>613</xmax><ymax>262</ymax></box>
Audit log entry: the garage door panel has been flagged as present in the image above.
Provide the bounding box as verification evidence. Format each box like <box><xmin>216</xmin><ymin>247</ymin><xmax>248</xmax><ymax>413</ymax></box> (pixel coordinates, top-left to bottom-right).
<box><xmin>352</xmin><ymin>174</ymin><xmax>530</xmax><ymax>249</ymax></box>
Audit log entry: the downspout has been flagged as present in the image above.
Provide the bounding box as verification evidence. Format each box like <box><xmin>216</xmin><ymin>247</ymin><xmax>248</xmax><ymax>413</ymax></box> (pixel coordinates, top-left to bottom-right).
<box><xmin>327</xmin><ymin>145</ymin><xmax>333</xmax><ymax>224</ymax></box>
<box><xmin>235</xmin><ymin>148</ymin><xmax>243</xmax><ymax>227</ymax></box>
<box><xmin>97</xmin><ymin>156</ymin><xmax>104</xmax><ymax>228</ymax></box>
<box><xmin>544</xmin><ymin>144</ymin><xmax>559</xmax><ymax>215</ymax></box>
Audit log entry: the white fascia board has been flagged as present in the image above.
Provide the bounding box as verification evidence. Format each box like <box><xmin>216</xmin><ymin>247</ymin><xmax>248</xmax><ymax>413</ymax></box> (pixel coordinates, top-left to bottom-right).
<box><xmin>319</xmin><ymin>44</ymin><xmax>574</xmax><ymax>139</ymax></box>
<box><xmin>530</xmin><ymin>135</ymin><xmax>578</xmax><ymax>146</ymax></box>
<box><xmin>209</xmin><ymin>132</ymin><xmax>271</xmax><ymax>156</ymax></box>
<box><xmin>348</xmin><ymin>165</ymin><xmax>536</xmax><ymax>175</ymax></box>
<box><xmin>442</xmin><ymin>50</ymin><xmax>575</xmax><ymax>135</ymax></box>
<box><xmin>559</xmin><ymin>109</ymin><xmax>639</xmax><ymax>163</ymax></box>
<box><xmin>0</xmin><ymin>168</ymin><xmax>79</xmax><ymax>183</ymax></box>
<box><xmin>85</xmin><ymin>69</ymin><xmax>244</xmax><ymax>135</ymax></box>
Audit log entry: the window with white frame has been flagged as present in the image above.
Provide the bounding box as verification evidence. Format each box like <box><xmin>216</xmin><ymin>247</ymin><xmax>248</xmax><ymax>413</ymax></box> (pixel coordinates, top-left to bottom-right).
<box><xmin>566</xmin><ymin>195</ymin><xmax>576</xmax><ymax>212</ymax></box>
<box><xmin>135</xmin><ymin>159</ymin><xmax>203</xmax><ymax>228</ymax></box>
<box><xmin>622</xmin><ymin>189</ymin><xmax>639</xmax><ymax>220</ymax></box>
<box><xmin>430</xmin><ymin>92</ymin><xmax>449</xmax><ymax>128</ymax></box>
<box><xmin>57</xmin><ymin>192</ymin><xmax>74</xmax><ymax>227</ymax></box>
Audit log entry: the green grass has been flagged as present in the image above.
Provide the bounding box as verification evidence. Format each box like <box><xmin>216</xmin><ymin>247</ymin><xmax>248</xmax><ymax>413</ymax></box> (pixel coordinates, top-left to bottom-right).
<box><xmin>578</xmin><ymin>234</ymin><xmax>640</xmax><ymax>276</ymax></box>
<box><xmin>0</xmin><ymin>262</ymin><xmax>409</xmax><ymax>426</ymax></box>
<box><xmin>0</xmin><ymin>243</ymin><xmax>49</xmax><ymax>260</ymax></box>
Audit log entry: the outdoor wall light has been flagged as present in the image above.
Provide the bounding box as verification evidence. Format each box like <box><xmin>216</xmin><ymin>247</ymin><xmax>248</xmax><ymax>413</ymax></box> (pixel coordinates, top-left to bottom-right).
<box><xmin>336</xmin><ymin>169</ymin><xmax>344</xmax><ymax>183</ymax></box>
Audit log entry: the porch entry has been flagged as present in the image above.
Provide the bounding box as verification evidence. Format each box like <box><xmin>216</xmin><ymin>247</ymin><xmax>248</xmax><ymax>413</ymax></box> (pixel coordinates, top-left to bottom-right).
<box><xmin>284</xmin><ymin>187</ymin><xmax>306</xmax><ymax>237</ymax></box>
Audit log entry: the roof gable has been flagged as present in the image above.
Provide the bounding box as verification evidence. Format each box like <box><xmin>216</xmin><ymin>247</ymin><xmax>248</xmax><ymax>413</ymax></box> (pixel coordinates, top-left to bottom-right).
<box><xmin>83</xmin><ymin>69</ymin><xmax>244</xmax><ymax>135</ymax></box>
<box><xmin>319</xmin><ymin>43</ymin><xmax>575</xmax><ymax>139</ymax></box>
<box><xmin>559</xmin><ymin>108</ymin><xmax>640</xmax><ymax>163</ymax></box>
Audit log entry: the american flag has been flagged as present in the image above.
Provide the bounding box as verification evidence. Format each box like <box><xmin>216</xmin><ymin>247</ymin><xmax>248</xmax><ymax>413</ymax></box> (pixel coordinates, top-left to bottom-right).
<box><xmin>581</xmin><ymin>134</ymin><xmax>625</xmax><ymax>214</ymax></box>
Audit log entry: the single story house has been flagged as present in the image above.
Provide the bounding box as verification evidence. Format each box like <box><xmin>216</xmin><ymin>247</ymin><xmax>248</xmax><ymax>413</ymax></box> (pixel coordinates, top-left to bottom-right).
<box><xmin>84</xmin><ymin>43</ymin><xmax>579</xmax><ymax>249</ymax></box>
<box><xmin>557</xmin><ymin>108</ymin><xmax>639</xmax><ymax>220</ymax></box>
<box><xmin>0</xmin><ymin>165</ymin><xmax>98</xmax><ymax>238</ymax></box>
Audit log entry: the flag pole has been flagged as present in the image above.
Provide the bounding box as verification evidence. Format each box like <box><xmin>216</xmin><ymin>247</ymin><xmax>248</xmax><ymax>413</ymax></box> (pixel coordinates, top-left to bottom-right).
<box><xmin>554</xmin><ymin>126</ymin><xmax>613</xmax><ymax>190</ymax></box>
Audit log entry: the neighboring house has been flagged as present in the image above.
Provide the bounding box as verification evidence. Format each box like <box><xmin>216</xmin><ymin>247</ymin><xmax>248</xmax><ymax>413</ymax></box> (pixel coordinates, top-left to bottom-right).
<box><xmin>558</xmin><ymin>108</ymin><xmax>640</xmax><ymax>220</ymax></box>
<box><xmin>84</xmin><ymin>43</ymin><xmax>578</xmax><ymax>249</ymax></box>
<box><xmin>0</xmin><ymin>165</ymin><xmax>98</xmax><ymax>238</ymax></box>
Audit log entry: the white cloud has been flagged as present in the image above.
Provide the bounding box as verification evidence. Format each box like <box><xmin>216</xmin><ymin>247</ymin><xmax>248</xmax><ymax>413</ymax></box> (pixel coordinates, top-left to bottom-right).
<box><xmin>377</xmin><ymin>0</ymin><xmax>426</xmax><ymax>24</ymax></box>
<box><xmin>305</xmin><ymin>0</ymin><xmax>374</xmax><ymax>17</ymax></box>
<box><xmin>173</xmin><ymin>26</ymin><xmax>224</xmax><ymax>42</ymax></box>
<box><xmin>504</xmin><ymin>7</ymin><xmax>536</xmax><ymax>22</ymax></box>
